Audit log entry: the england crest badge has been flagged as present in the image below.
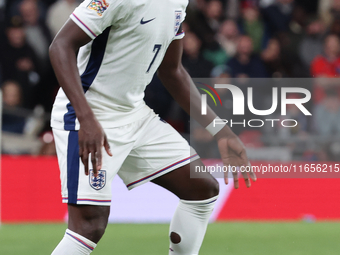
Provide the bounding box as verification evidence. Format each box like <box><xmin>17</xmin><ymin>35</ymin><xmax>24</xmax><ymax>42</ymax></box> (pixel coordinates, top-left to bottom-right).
<box><xmin>89</xmin><ymin>170</ymin><xmax>106</xmax><ymax>190</ymax></box>
<box><xmin>174</xmin><ymin>10</ymin><xmax>182</xmax><ymax>34</ymax></box>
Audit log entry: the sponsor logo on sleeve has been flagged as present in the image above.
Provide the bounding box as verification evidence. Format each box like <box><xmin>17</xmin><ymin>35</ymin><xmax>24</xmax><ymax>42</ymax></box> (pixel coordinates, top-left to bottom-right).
<box><xmin>174</xmin><ymin>10</ymin><xmax>182</xmax><ymax>34</ymax></box>
<box><xmin>87</xmin><ymin>0</ymin><xmax>109</xmax><ymax>16</ymax></box>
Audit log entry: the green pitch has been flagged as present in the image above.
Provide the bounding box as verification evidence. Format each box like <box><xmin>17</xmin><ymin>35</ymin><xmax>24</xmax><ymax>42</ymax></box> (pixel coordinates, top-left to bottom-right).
<box><xmin>1</xmin><ymin>222</ymin><xmax>340</xmax><ymax>254</ymax></box>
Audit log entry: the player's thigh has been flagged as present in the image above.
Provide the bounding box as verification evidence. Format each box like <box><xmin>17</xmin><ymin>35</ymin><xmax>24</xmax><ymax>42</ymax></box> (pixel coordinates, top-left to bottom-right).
<box><xmin>118</xmin><ymin>114</ymin><xmax>199</xmax><ymax>189</ymax></box>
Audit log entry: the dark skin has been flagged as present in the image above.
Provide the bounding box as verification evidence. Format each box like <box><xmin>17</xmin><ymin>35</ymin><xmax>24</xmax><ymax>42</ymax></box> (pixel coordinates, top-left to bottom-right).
<box><xmin>50</xmin><ymin>19</ymin><xmax>256</xmax><ymax>243</ymax></box>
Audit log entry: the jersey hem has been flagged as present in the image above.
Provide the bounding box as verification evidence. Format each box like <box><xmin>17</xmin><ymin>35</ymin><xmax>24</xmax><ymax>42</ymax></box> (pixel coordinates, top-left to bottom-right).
<box><xmin>173</xmin><ymin>32</ymin><xmax>185</xmax><ymax>40</ymax></box>
<box><xmin>62</xmin><ymin>197</ymin><xmax>112</xmax><ymax>206</ymax></box>
<box><xmin>126</xmin><ymin>152</ymin><xmax>200</xmax><ymax>190</ymax></box>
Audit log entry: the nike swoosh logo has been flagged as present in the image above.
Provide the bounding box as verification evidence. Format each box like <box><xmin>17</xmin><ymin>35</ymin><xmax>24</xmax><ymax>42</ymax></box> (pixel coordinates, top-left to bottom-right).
<box><xmin>140</xmin><ymin>17</ymin><xmax>156</xmax><ymax>25</ymax></box>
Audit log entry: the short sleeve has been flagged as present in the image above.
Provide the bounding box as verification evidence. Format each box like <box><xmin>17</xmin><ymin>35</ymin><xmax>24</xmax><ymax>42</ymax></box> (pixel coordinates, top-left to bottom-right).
<box><xmin>70</xmin><ymin>0</ymin><xmax>124</xmax><ymax>39</ymax></box>
<box><xmin>173</xmin><ymin>10</ymin><xmax>186</xmax><ymax>40</ymax></box>
<box><xmin>174</xmin><ymin>23</ymin><xmax>185</xmax><ymax>40</ymax></box>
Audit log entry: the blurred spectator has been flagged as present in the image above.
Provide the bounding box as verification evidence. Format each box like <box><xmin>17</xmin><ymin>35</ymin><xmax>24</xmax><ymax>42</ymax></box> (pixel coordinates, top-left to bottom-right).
<box><xmin>299</xmin><ymin>18</ymin><xmax>326</xmax><ymax>69</ymax></box>
<box><xmin>8</xmin><ymin>0</ymin><xmax>48</xmax><ymax>24</ymax></box>
<box><xmin>225</xmin><ymin>0</ymin><xmax>240</xmax><ymax>19</ymax></box>
<box><xmin>217</xmin><ymin>19</ymin><xmax>239</xmax><ymax>58</ymax></box>
<box><xmin>210</xmin><ymin>64</ymin><xmax>230</xmax><ymax>78</ymax></box>
<box><xmin>259</xmin><ymin>0</ymin><xmax>276</xmax><ymax>8</ymax></box>
<box><xmin>186</xmin><ymin>0</ymin><xmax>206</xmax><ymax>11</ymax></box>
<box><xmin>18</xmin><ymin>0</ymin><xmax>58</xmax><ymax>111</ymax></box>
<box><xmin>224</xmin><ymin>35</ymin><xmax>269</xmax><ymax>134</ymax></box>
<box><xmin>0</xmin><ymin>0</ymin><xmax>5</xmax><ymax>74</ymax></box>
<box><xmin>202</xmin><ymin>45</ymin><xmax>228</xmax><ymax>66</ymax></box>
<box><xmin>261</xmin><ymin>38</ymin><xmax>285</xmax><ymax>77</ymax></box>
<box><xmin>201</xmin><ymin>16</ymin><xmax>229</xmax><ymax>66</ymax></box>
<box><xmin>261</xmin><ymin>0</ymin><xmax>294</xmax><ymax>36</ymax></box>
<box><xmin>226</xmin><ymin>35</ymin><xmax>268</xmax><ymax>77</ymax></box>
<box><xmin>239</xmin><ymin>5</ymin><xmax>268</xmax><ymax>53</ymax></box>
<box><xmin>46</xmin><ymin>0</ymin><xmax>78</xmax><ymax>37</ymax></box>
<box><xmin>314</xmin><ymin>89</ymin><xmax>340</xmax><ymax>136</ymax></box>
<box><xmin>330</xmin><ymin>18</ymin><xmax>340</xmax><ymax>37</ymax></box>
<box><xmin>39</xmin><ymin>131</ymin><xmax>57</xmax><ymax>155</ymax></box>
<box><xmin>2</xmin><ymin>80</ymin><xmax>26</xmax><ymax>133</ymax></box>
<box><xmin>311</xmin><ymin>34</ymin><xmax>340</xmax><ymax>103</ymax></box>
<box><xmin>276</xmin><ymin>5</ymin><xmax>309</xmax><ymax>77</ymax></box>
<box><xmin>295</xmin><ymin>0</ymin><xmax>318</xmax><ymax>14</ymax></box>
<box><xmin>0</xmin><ymin>18</ymin><xmax>40</xmax><ymax>108</ymax></box>
<box><xmin>203</xmin><ymin>0</ymin><xmax>224</xmax><ymax>31</ymax></box>
<box><xmin>187</xmin><ymin>0</ymin><xmax>224</xmax><ymax>49</ymax></box>
<box><xmin>2</xmin><ymin>81</ymin><xmax>22</xmax><ymax>107</ymax></box>
<box><xmin>182</xmin><ymin>32</ymin><xmax>214</xmax><ymax>77</ymax></box>
<box><xmin>19</xmin><ymin>0</ymin><xmax>52</xmax><ymax>69</ymax></box>
<box><xmin>319</xmin><ymin>0</ymin><xmax>340</xmax><ymax>27</ymax></box>
<box><xmin>318</xmin><ymin>0</ymin><xmax>333</xmax><ymax>26</ymax></box>
<box><xmin>290</xmin><ymin>4</ymin><xmax>308</xmax><ymax>33</ymax></box>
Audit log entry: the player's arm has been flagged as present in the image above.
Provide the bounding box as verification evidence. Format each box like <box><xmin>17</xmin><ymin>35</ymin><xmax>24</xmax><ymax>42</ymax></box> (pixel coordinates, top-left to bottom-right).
<box><xmin>49</xmin><ymin>19</ymin><xmax>112</xmax><ymax>176</ymax></box>
<box><xmin>157</xmin><ymin>39</ymin><xmax>256</xmax><ymax>188</ymax></box>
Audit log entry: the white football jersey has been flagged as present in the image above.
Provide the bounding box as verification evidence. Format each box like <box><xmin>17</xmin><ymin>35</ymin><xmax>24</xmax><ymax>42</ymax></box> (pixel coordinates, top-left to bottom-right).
<box><xmin>51</xmin><ymin>0</ymin><xmax>187</xmax><ymax>130</ymax></box>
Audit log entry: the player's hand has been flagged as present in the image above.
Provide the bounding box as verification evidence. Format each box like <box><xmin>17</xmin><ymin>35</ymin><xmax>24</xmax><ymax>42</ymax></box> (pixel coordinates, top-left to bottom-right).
<box><xmin>215</xmin><ymin>129</ymin><xmax>256</xmax><ymax>189</ymax></box>
<box><xmin>78</xmin><ymin>117</ymin><xmax>113</xmax><ymax>177</ymax></box>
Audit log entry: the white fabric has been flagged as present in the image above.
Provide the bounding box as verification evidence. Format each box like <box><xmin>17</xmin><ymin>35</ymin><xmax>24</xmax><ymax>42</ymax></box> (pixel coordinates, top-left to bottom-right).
<box><xmin>169</xmin><ymin>196</ymin><xmax>218</xmax><ymax>255</ymax></box>
<box><xmin>51</xmin><ymin>0</ymin><xmax>188</xmax><ymax>130</ymax></box>
<box><xmin>53</xmin><ymin>110</ymin><xmax>199</xmax><ymax>206</ymax></box>
<box><xmin>205</xmin><ymin>117</ymin><xmax>226</xmax><ymax>136</ymax></box>
<box><xmin>51</xmin><ymin>229</ymin><xmax>97</xmax><ymax>255</ymax></box>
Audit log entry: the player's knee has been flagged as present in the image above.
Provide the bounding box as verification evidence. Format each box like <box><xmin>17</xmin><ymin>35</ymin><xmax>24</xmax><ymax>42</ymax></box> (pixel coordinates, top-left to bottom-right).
<box><xmin>93</xmin><ymin>223</ymin><xmax>107</xmax><ymax>237</ymax></box>
<box><xmin>187</xmin><ymin>178</ymin><xmax>219</xmax><ymax>200</ymax></box>
<box><xmin>203</xmin><ymin>178</ymin><xmax>219</xmax><ymax>199</ymax></box>
<box><xmin>86</xmin><ymin>222</ymin><xmax>107</xmax><ymax>243</ymax></box>
<box><xmin>210</xmin><ymin>178</ymin><xmax>220</xmax><ymax>197</ymax></box>
<box><xmin>79</xmin><ymin>217</ymin><xmax>108</xmax><ymax>243</ymax></box>
<box><xmin>170</xmin><ymin>232</ymin><xmax>181</xmax><ymax>244</ymax></box>
<box><xmin>68</xmin><ymin>205</ymin><xmax>110</xmax><ymax>243</ymax></box>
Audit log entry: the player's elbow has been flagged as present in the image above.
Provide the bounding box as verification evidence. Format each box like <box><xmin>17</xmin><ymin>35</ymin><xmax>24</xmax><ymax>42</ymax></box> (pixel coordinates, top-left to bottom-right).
<box><xmin>49</xmin><ymin>36</ymin><xmax>74</xmax><ymax>63</ymax></box>
<box><xmin>49</xmin><ymin>38</ymin><xmax>63</xmax><ymax>60</ymax></box>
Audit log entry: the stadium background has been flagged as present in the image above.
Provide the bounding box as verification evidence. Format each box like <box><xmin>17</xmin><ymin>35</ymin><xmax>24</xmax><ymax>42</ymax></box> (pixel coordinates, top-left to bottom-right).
<box><xmin>1</xmin><ymin>0</ymin><xmax>340</xmax><ymax>254</ymax></box>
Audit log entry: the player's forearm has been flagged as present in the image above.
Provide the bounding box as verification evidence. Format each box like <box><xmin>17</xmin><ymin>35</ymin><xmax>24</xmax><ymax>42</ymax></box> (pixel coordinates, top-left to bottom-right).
<box><xmin>49</xmin><ymin>39</ymin><xmax>94</xmax><ymax>122</ymax></box>
<box><xmin>158</xmin><ymin>66</ymin><xmax>235</xmax><ymax>138</ymax></box>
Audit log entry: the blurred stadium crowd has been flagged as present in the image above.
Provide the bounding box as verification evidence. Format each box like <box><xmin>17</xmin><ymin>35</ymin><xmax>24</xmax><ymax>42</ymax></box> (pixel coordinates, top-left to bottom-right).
<box><xmin>0</xmin><ymin>0</ymin><xmax>340</xmax><ymax>161</ymax></box>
